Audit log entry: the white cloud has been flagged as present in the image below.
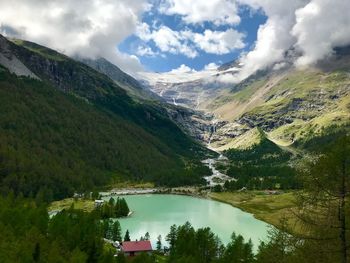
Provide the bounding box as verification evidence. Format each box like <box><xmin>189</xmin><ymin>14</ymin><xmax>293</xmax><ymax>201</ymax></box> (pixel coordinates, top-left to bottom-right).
<box><xmin>0</xmin><ymin>0</ymin><xmax>150</xmax><ymax>75</ymax></box>
<box><xmin>223</xmin><ymin>0</ymin><xmax>350</xmax><ymax>83</ymax></box>
<box><xmin>137</xmin><ymin>23</ymin><xmax>245</xmax><ymax>58</ymax></box>
<box><xmin>3</xmin><ymin>0</ymin><xmax>349</xmax><ymax>80</ymax></box>
<box><xmin>136</xmin><ymin>45</ymin><xmax>158</xmax><ymax>57</ymax></box>
<box><xmin>159</xmin><ymin>0</ymin><xmax>240</xmax><ymax>26</ymax></box>
<box><xmin>189</xmin><ymin>29</ymin><xmax>245</xmax><ymax>54</ymax></box>
<box><xmin>292</xmin><ymin>0</ymin><xmax>350</xmax><ymax>66</ymax></box>
<box><xmin>232</xmin><ymin>0</ymin><xmax>308</xmax><ymax>82</ymax></box>
<box><xmin>170</xmin><ymin>64</ymin><xmax>197</xmax><ymax>74</ymax></box>
<box><xmin>137</xmin><ymin>23</ymin><xmax>198</xmax><ymax>58</ymax></box>
<box><xmin>204</xmin><ymin>63</ymin><xmax>219</xmax><ymax>71</ymax></box>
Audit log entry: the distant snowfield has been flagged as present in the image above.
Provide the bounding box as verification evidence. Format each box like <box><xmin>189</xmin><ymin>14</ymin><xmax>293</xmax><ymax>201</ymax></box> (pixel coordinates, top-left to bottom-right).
<box><xmin>137</xmin><ymin>64</ymin><xmax>242</xmax><ymax>86</ymax></box>
<box><xmin>138</xmin><ymin>68</ymin><xmax>216</xmax><ymax>84</ymax></box>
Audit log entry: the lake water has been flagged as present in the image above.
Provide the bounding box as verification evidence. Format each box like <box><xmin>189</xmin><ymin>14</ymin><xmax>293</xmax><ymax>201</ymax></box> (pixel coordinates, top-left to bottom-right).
<box><xmin>105</xmin><ymin>194</ymin><xmax>269</xmax><ymax>249</ymax></box>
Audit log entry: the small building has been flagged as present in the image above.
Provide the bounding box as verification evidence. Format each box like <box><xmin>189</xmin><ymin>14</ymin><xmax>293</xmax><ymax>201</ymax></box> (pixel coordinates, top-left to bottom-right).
<box><xmin>94</xmin><ymin>199</ymin><xmax>105</xmax><ymax>208</ymax></box>
<box><xmin>121</xmin><ymin>240</ymin><xmax>153</xmax><ymax>256</ymax></box>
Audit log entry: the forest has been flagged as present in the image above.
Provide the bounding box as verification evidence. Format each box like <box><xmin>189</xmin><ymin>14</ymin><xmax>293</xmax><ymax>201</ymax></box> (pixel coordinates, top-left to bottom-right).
<box><xmin>0</xmin><ymin>134</ymin><xmax>348</xmax><ymax>263</ymax></box>
<box><xmin>0</xmin><ymin>68</ymin><xmax>210</xmax><ymax>201</ymax></box>
<box><xmin>222</xmin><ymin>132</ymin><xmax>298</xmax><ymax>191</ymax></box>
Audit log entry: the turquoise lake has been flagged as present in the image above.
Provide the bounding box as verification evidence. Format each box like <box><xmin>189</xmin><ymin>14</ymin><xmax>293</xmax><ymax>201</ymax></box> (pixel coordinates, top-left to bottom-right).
<box><xmin>106</xmin><ymin>194</ymin><xmax>269</xmax><ymax>249</ymax></box>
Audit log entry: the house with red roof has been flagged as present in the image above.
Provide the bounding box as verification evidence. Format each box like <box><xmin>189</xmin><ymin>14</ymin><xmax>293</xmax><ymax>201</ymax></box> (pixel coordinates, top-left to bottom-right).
<box><xmin>121</xmin><ymin>240</ymin><xmax>153</xmax><ymax>256</ymax></box>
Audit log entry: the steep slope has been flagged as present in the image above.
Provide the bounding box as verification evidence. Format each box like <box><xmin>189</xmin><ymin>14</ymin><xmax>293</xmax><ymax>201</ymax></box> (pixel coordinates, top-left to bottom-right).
<box><xmin>0</xmin><ymin>35</ymin><xmax>209</xmax><ymax>200</ymax></box>
<box><xmin>78</xmin><ymin>57</ymin><xmax>160</xmax><ymax>101</ymax></box>
<box><xmin>142</xmin><ymin>51</ymin><xmax>350</xmax><ymax>151</ymax></box>
<box><xmin>209</xmin><ymin>65</ymin><xmax>350</xmax><ymax>149</ymax></box>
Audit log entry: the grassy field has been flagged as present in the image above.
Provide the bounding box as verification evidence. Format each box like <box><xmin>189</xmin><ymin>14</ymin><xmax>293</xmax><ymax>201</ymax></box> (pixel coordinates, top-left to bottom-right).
<box><xmin>108</xmin><ymin>181</ymin><xmax>155</xmax><ymax>189</ymax></box>
<box><xmin>209</xmin><ymin>191</ymin><xmax>300</xmax><ymax>233</ymax></box>
<box><xmin>49</xmin><ymin>198</ymin><xmax>95</xmax><ymax>212</ymax></box>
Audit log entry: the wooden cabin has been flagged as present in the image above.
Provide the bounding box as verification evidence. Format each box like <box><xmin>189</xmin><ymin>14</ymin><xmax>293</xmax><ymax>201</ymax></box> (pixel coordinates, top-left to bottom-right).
<box><xmin>121</xmin><ymin>240</ymin><xmax>153</xmax><ymax>256</ymax></box>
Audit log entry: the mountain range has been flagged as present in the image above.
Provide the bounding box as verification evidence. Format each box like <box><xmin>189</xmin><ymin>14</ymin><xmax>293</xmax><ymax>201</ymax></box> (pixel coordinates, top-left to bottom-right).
<box><xmin>1</xmin><ymin>33</ymin><xmax>349</xmax><ymax>200</ymax></box>
<box><xmin>142</xmin><ymin>49</ymin><xmax>350</xmax><ymax>152</ymax></box>
<box><xmin>0</xmin><ymin>34</ymin><xmax>210</xmax><ymax>200</ymax></box>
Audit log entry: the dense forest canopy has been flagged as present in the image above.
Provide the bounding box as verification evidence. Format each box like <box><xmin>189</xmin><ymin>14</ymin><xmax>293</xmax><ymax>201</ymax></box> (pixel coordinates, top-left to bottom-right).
<box><xmin>0</xmin><ymin>67</ymin><xmax>209</xmax><ymax>200</ymax></box>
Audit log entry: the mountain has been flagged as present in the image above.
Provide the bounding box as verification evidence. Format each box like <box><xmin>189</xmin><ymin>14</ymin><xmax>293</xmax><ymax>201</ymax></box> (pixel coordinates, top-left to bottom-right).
<box><xmin>209</xmin><ymin>65</ymin><xmax>350</xmax><ymax>150</ymax></box>
<box><xmin>0</xmin><ymin>35</ymin><xmax>210</xmax><ymax>200</ymax></box>
<box><xmin>77</xmin><ymin>57</ymin><xmax>161</xmax><ymax>101</ymax></box>
<box><xmin>142</xmin><ymin>52</ymin><xmax>350</xmax><ymax>152</ymax></box>
<box><xmin>78</xmin><ymin>57</ymin><xmax>219</xmax><ymax>144</ymax></box>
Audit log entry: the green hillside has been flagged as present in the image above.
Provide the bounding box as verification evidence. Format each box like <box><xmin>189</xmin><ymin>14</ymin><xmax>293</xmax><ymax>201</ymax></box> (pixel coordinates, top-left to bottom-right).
<box><xmin>0</xmin><ymin>36</ymin><xmax>210</xmax><ymax>200</ymax></box>
<box><xmin>208</xmin><ymin>65</ymin><xmax>350</xmax><ymax>152</ymax></box>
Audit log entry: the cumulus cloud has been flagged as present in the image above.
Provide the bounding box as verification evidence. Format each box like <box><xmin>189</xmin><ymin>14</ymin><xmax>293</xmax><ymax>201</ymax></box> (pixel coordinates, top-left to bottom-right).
<box><xmin>137</xmin><ymin>23</ymin><xmax>198</xmax><ymax>58</ymax></box>
<box><xmin>137</xmin><ymin>23</ymin><xmax>245</xmax><ymax>58</ymax></box>
<box><xmin>159</xmin><ymin>0</ymin><xmax>240</xmax><ymax>26</ymax></box>
<box><xmin>204</xmin><ymin>63</ymin><xmax>220</xmax><ymax>71</ymax></box>
<box><xmin>230</xmin><ymin>0</ymin><xmax>308</xmax><ymax>82</ymax></box>
<box><xmin>170</xmin><ymin>64</ymin><xmax>197</xmax><ymax>74</ymax></box>
<box><xmin>185</xmin><ymin>29</ymin><xmax>245</xmax><ymax>54</ymax></box>
<box><xmin>292</xmin><ymin>0</ymin><xmax>350</xmax><ymax>66</ymax></box>
<box><xmin>223</xmin><ymin>0</ymin><xmax>350</xmax><ymax>83</ymax></box>
<box><xmin>2</xmin><ymin>0</ymin><xmax>350</xmax><ymax>81</ymax></box>
<box><xmin>0</xmin><ymin>0</ymin><xmax>150</xmax><ymax>75</ymax></box>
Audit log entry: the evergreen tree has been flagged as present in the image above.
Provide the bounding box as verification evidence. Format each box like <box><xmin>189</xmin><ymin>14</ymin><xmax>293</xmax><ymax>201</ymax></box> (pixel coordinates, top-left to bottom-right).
<box><xmin>32</xmin><ymin>243</ymin><xmax>40</xmax><ymax>262</ymax></box>
<box><xmin>120</xmin><ymin>198</ymin><xmax>130</xmax><ymax>216</ymax></box>
<box><xmin>166</xmin><ymin>224</ymin><xmax>177</xmax><ymax>250</ymax></box>
<box><xmin>108</xmin><ymin>197</ymin><xmax>115</xmax><ymax>206</ymax></box>
<box><xmin>124</xmin><ymin>230</ymin><xmax>131</xmax><ymax>242</ymax></box>
<box><xmin>156</xmin><ymin>235</ymin><xmax>162</xmax><ymax>251</ymax></box>
<box><xmin>111</xmin><ymin>221</ymin><xmax>122</xmax><ymax>242</ymax></box>
<box><xmin>295</xmin><ymin>135</ymin><xmax>350</xmax><ymax>263</ymax></box>
<box><xmin>256</xmin><ymin>220</ymin><xmax>295</xmax><ymax>263</ymax></box>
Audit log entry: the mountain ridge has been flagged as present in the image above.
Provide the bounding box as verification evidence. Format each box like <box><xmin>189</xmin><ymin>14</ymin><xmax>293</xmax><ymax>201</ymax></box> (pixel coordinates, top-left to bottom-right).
<box><xmin>0</xmin><ymin>34</ymin><xmax>211</xmax><ymax>200</ymax></box>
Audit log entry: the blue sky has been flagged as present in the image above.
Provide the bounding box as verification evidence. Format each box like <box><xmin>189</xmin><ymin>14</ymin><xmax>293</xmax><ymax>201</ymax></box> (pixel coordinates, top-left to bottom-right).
<box><xmin>2</xmin><ymin>0</ymin><xmax>348</xmax><ymax>78</ymax></box>
<box><xmin>119</xmin><ymin>4</ymin><xmax>267</xmax><ymax>72</ymax></box>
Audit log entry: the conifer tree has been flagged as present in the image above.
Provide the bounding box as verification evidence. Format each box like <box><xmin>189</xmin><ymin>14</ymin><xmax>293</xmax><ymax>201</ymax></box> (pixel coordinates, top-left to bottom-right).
<box><xmin>111</xmin><ymin>221</ymin><xmax>122</xmax><ymax>242</ymax></box>
<box><xmin>156</xmin><ymin>235</ymin><xmax>162</xmax><ymax>251</ymax></box>
<box><xmin>124</xmin><ymin>230</ymin><xmax>131</xmax><ymax>242</ymax></box>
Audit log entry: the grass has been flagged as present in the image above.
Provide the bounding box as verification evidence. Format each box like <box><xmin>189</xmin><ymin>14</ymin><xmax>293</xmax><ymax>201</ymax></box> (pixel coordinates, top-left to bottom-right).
<box><xmin>216</xmin><ymin>127</ymin><xmax>263</xmax><ymax>151</ymax></box>
<box><xmin>49</xmin><ymin>198</ymin><xmax>95</xmax><ymax>212</ymax></box>
<box><xmin>209</xmin><ymin>191</ymin><xmax>301</xmax><ymax>233</ymax></box>
<box><xmin>107</xmin><ymin>181</ymin><xmax>156</xmax><ymax>189</ymax></box>
<box><xmin>11</xmin><ymin>39</ymin><xmax>67</xmax><ymax>61</ymax></box>
<box><xmin>232</xmin><ymin>79</ymin><xmax>269</xmax><ymax>102</ymax></box>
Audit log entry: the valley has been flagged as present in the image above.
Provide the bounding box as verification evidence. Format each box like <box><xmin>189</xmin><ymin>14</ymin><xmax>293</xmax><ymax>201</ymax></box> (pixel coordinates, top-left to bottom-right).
<box><xmin>1</xmin><ymin>1</ymin><xmax>350</xmax><ymax>262</ymax></box>
<box><xmin>0</xmin><ymin>26</ymin><xmax>350</xmax><ymax>263</ymax></box>
<box><xmin>141</xmin><ymin>60</ymin><xmax>350</xmax><ymax>152</ymax></box>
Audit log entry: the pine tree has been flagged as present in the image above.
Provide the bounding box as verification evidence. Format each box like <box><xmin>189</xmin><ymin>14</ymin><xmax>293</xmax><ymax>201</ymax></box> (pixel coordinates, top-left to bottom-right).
<box><xmin>295</xmin><ymin>135</ymin><xmax>350</xmax><ymax>263</ymax></box>
<box><xmin>111</xmin><ymin>221</ymin><xmax>122</xmax><ymax>242</ymax></box>
<box><xmin>124</xmin><ymin>230</ymin><xmax>131</xmax><ymax>242</ymax></box>
<box><xmin>120</xmin><ymin>198</ymin><xmax>130</xmax><ymax>217</ymax></box>
<box><xmin>108</xmin><ymin>197</ymin><xmax>115</xmax><ymax>206</ymax></box>
<box><xmin>166</xmin><ymin>224</ymin><xmax>177</xmax><ymax>249</ymax></box>
<box><xmin>32</xmin><ymin>243</ymin><xmax>40</xmax><ymax>262</ymax></box>
<box><xmin>156</xmin><ymin>235</ymin><xmax>162</xmax><ymax>251</ymax></box>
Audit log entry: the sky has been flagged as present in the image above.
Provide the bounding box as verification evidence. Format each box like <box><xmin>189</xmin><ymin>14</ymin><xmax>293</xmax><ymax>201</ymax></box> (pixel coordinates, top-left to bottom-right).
<box><xmin>119</xmin><ymin>4</ymin><xmax>267</xmax><ymax>72</ymax></box>
<box><xmin>0</xmin><ymin>0</ymin><xmax>350</xmax><ymax>82</ymax></box>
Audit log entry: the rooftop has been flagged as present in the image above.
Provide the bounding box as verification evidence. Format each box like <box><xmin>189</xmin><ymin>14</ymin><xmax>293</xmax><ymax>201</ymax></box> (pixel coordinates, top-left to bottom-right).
<box><xmin>121</xmin><ymin>240</ymin><xmax>152</xmax><ymax>252</ymax></box>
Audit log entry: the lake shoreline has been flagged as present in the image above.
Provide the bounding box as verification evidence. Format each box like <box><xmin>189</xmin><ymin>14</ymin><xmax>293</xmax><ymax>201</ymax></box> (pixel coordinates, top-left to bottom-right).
<box><xmin>49</xmin><ymin>187</ymin><xmax>296</xmax><ymax>233</ymax></box>
<box><xmin>102</xmin><ymin>188</ymin><xmax>297</xmax><ymax>232</ymax></box>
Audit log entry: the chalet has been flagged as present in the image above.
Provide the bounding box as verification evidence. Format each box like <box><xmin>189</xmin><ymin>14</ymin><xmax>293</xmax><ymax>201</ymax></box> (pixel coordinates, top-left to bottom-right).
<box><xmin>121</xmin><ymin>240</ymin><xmax>153</xmax><ymax>256</ymax></box>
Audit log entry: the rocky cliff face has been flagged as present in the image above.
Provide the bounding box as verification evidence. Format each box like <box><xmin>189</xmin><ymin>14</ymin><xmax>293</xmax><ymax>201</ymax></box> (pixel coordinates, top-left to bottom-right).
<box><xmin>142</xmin><ymin>54</ymin><xmax>350</xmax><ymax>150</ymax></box>
<box><xmin>78</xmin><ymin>57</ymin><xmax>161</xmax><ymax>101</ymax></box>
<box><xmin>0</xmin><ymin>35</ymin><xmax>39</xmax><ymax>79</ymax></box>
<box><xmin>164</xmin><ymin>105</ymin><xmax>217</xmax><ymax>143</ymax></box>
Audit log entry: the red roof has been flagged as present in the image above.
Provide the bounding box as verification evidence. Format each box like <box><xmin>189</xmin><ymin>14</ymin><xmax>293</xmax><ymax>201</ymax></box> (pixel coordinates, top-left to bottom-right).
<box><xmin>122</xmin><ymin>241</ymin><xmax>153</xmax><ymax>252</ymax></box>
